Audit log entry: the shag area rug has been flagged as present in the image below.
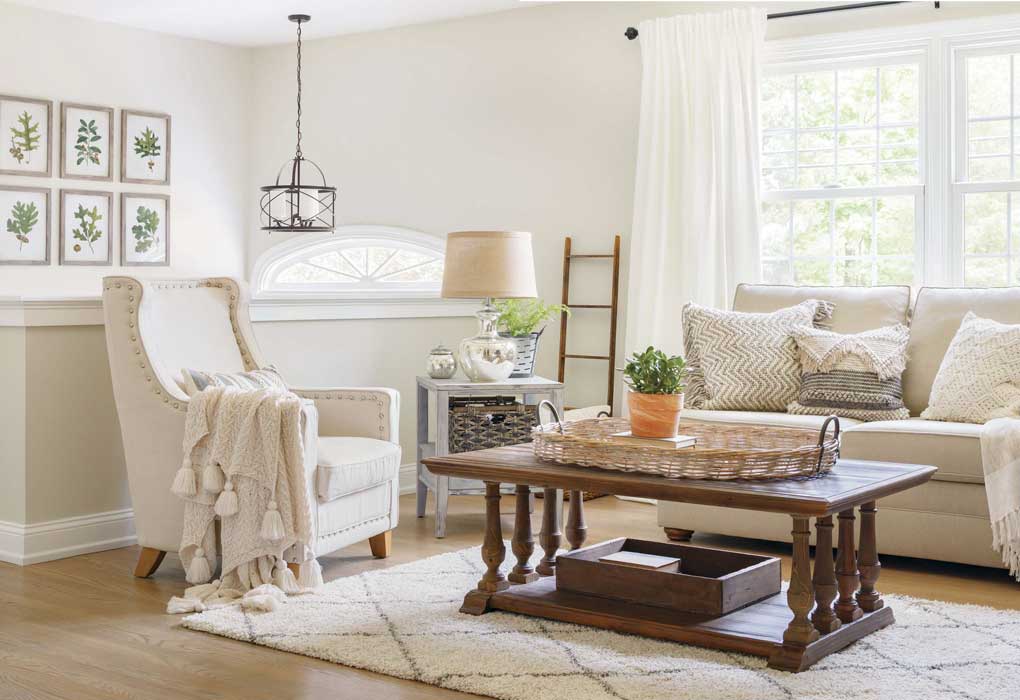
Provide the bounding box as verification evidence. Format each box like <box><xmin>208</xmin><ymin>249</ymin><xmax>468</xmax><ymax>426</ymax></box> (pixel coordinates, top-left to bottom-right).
<box><xmin>183</xmin><ymin>545</ymin><xmax>1020</xmax><ymax>700</ymax></box>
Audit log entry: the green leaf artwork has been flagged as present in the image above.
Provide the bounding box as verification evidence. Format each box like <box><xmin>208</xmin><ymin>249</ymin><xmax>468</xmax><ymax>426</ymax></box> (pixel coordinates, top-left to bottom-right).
<box><xmin>71</xmin><ymin>204</ymin><xmax>104</xmax><ymax>254</ymax></box>
<box><xmin>74</xmin><ymin>119</ymin><xmax>102</xmax><ymax>166</ymax></box>
<box><xmin>9</xmin><ymin>111</ymin><xmax>40</xmax><ymax>165</ymax></box>
<box><xmin>132</xmin><ymin>205</ymin><xmax>160</xmax><ymax>253</ymax></box>
<box><xmin>6</xmin><ymin>200</ymin><xmax>39</xmax><ymax>251</ymax></box>
<box><xmin>132</xmin><ymin>127</ymin><xmax>161</xmax><ymax>172</ymax></box>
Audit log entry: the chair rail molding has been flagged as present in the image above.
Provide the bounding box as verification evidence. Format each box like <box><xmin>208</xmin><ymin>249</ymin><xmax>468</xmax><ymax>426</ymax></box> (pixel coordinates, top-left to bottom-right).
<box><xmin>0</xmin><ymin>296</ymin><xmax>105</xmax><ymax>327</ymax></box>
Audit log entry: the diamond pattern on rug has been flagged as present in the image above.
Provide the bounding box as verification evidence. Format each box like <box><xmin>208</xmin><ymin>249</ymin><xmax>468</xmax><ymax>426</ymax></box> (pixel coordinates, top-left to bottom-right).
<box><xmin>182</xmin><ymin>545</ymin><xmax>1020</xmax><ymax>700</ymax></box>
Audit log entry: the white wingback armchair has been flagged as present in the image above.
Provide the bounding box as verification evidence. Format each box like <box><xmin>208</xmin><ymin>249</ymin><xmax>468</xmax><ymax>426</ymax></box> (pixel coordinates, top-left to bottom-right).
<box><xmin>102</xmin><ymin>276</ymin><xmax>400</xmax><ymax>578</ymax></box>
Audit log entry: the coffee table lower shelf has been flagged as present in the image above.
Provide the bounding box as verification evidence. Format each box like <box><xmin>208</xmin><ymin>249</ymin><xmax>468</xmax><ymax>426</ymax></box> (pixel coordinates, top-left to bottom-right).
<box><xmin>465</xmin><ymin>576</ymin><xmax>894</xmax><ymax>671</ymax></box>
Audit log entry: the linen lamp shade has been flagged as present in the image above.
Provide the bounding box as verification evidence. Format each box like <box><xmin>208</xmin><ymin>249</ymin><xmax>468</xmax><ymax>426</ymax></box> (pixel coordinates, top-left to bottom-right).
<box><xmin>441</xmin><ymin>231</ymin><xmax>538</xmax><ymax>299</ymax></box>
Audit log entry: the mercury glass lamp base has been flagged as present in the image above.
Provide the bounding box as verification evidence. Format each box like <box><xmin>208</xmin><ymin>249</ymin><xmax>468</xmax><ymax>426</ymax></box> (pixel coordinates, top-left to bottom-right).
<box><xmin>458</xmin><ymin>300</ymin><xmax>517</xmax><ymax>382</ymax></box>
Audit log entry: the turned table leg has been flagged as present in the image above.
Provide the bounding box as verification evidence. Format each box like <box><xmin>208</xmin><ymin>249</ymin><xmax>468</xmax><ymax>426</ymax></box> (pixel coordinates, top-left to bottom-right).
<box><xmin>509</xmin><ymin>484</ymin><xmax>539</xmax><ymax>584</ymax></box>
<box><xmin>536</xmin><ymin>488</ymin><xmax>562</xmax><ymax>576</ymax></box>
<box><xmin>835</xmin><ymin>508</ymin><xmax>863</xmax><ymax>623</ymax></box>
<box><xmin>460</xmin><ymin>482</ymin><xmax>510</xmax><ymax>614</ymax></box>
<box><xmin>769</xmin><ymin>516</ymin><xmax>820</xmax><ymax>671</ymax></box>
<box><xmin>811</xmin><ymin>515</ymin><xmax>841</xmax><ymax>634</ymax></box>
<box><xmin>565</xmin><ymin>490</ymin><xmax>587</xmax><ymax>550</ymax></box>
<box><xmin>857</xmin><ymin>501</ymin><xmax>884</xmax><ymax>612</ymax></box>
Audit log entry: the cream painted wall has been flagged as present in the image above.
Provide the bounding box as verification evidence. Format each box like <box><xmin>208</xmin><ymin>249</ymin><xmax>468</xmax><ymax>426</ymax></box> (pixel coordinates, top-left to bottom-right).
<box><xmin>0</xmin><ymin>327</ymin><xmax>26</xmax><ymax>524</ymax></box>
<box><xmin>0</xmin><ymin>1</ymin><xmax>251</xmax><ymax>297</ymax></box>
<box><xmin>23</xmin><ymin>326</ymin><xmax>128</xmax><ymax>522</ymax></box>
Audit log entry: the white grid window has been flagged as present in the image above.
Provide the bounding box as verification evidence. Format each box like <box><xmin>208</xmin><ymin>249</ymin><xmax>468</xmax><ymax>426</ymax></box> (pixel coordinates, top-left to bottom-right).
<box><xmin>954</xmin><ymin>46</ymin><xmax>1020</xmax><ymax>286</ymax></box>
<box><xmin>761</xmin><ymin>56</ymin><xmax>924</xmax><ymax>287</ymax></box>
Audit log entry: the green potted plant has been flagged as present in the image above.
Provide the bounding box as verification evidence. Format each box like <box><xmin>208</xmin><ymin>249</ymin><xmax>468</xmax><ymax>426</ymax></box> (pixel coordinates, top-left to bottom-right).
<box><xmin>623</xmin><ymin>346</ymin><xmax>687</xmax><ymax>438</ymax></box>
<box><xmin>494</xmin><ymin>298</ymin><xmax>570</xmax><ymax>378</ymax></box>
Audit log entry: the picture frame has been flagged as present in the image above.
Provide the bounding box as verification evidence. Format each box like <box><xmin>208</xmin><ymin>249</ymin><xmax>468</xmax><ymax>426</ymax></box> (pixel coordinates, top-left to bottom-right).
<box><xmin>60</xmin><ymin>103</ymin><xmax>114</xmax><ymax>181</ymax></box>
<box><xmin>0</xmin><ymin>95</ymin><xmax>52</xmax><ymax>177</ymax></box>
<box><xmin>0</xmin><ymin>186</ymin><xmax>50</xmax><ymax>265</ymax></box>
<box><xmin>60</xmin><ymin>189</ymin><xmax>113</xmax><ymax>266</ymax></box>
<box><xmin>121</xmin><ymin>109</ymin><xmax>170</xmax><ymax>185</ymax></box>
<box><xmin>120</xmin><ymin>192</ymin><xmax>169</xmax><ymax>266</ymax></box>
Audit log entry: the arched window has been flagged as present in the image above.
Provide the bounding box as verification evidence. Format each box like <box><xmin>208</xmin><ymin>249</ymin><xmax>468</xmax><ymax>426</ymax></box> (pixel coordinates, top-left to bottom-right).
<box><xmin>251</xmin><ymin>225</ymin><xmax>470</xmax><ymax>320</ymax></box>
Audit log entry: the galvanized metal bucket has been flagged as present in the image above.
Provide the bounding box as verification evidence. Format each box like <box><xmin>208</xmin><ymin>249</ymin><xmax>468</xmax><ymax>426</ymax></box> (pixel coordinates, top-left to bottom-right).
<box><xmin>501</xmin><ymin>328</ymin><xmax>543</xmax><ymax>378</ymax></box>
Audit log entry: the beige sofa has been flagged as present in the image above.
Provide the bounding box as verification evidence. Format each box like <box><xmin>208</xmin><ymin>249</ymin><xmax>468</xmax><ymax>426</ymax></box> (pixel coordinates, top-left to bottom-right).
<box><xmin>659</xmin><ymin>283</ymin><xmax>1020</xmax><ymax>569</ymax></box>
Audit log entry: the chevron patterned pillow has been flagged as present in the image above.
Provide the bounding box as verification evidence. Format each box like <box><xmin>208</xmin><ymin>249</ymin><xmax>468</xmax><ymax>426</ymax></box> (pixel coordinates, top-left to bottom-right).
<box><xmin>683</xmin><ymin>300</ymin><xmax>833</xmax><ymax>411</ymax></box>
<box><xmin>787</xmin><ymin>324</ymin><xmax>911</xmax><ymax>422</ymax></box>
<box><xmin>921</xmin><ymin>312</ymin><xmax>1020</xmax><ymax>424</ymax></box>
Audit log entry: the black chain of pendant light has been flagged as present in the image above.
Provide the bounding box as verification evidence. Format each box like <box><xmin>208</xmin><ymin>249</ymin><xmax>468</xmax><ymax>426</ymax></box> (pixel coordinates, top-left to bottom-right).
<box><xmin>260</xmin><ymin>14</ymin><xmax>336</xmax><ymax>233</ymax></box>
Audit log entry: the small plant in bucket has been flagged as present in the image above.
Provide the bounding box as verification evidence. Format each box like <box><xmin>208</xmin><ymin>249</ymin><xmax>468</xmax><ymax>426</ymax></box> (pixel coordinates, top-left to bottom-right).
<box><xmin>494</xmin><ymin>298</ymin><xmax>570</xmax><ymax>378</ymax></box>
<box><xmin>622</xmin><ymin>346</ymin><xmax>687</xmax><ymax>438</ymax></box>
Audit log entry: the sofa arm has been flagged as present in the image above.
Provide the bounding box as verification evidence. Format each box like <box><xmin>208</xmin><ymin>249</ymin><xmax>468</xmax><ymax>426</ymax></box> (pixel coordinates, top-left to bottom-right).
<box><xmin>291</xmin><ymin>387</ymin><xmax>399</xmax><ymax>443</ymax></box>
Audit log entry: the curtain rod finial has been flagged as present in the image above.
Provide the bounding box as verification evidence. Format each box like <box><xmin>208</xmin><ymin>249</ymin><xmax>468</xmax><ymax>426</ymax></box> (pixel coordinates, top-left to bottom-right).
<box><xmin>625</xmin><ymin>27</ymin><xmax>639</xmax><ymax>40</ymax></box>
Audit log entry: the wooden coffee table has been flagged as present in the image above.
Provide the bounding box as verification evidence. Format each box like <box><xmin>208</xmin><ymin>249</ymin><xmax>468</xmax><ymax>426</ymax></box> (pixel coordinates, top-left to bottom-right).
<box><xmin>423</xmin><ymin>444</ymin><xmax>936</xmax><ymax>672</ymax></box>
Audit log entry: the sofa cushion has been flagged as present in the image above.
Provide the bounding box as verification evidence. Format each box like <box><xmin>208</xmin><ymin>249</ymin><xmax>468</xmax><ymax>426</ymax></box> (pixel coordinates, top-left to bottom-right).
<box><xmin>906</xmin><ymin>286</ymin><xmax>1020</xmax><ymax>415</ymax></box>
<box><xmin>316</xmin><ymin>437</ymin><xmax>401</xmax><ymax>503</ymax></box>
<box><xmin>840</xmin><ymin>419</ymin><xmax>983</xmax><ymax>484</ymax></box>
<box><xmin>732</xmin><ymin>283</ymin><xmax>910</xmax><ymax>333</ymax></box>
<box><xmin>681</xmin><ymin>409</ymin><xmax>861</xmax><ymax>431</ymax></box>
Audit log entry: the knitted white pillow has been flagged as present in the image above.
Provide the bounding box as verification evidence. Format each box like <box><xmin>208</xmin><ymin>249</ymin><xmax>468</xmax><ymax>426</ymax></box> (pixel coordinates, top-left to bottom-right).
<box><xmin>921</xmin><ymin>312</ymin><xmax>1020</xmax><ymax>424</ymax></box>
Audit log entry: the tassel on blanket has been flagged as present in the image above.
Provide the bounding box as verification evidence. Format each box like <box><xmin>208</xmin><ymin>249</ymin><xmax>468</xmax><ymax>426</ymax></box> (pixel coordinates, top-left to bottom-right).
<box><xmin>186</xmin><ymin>547</ymin><xmax>213</xmax><ymax>584</ymax></box>
<box><xmin>214</xmin><ymin>481</ymin><xmax>238</xmax><ymax>517</ymax></box>
<box><xmin>992</xmin><ymin>510</ymin><xmax>1020</xmax><ymax>580</ymax></box>
<box><xmin>171</xmin><ymin>458</ymin><xmax>197</xmax><ymax>497</ymax></box>
<box><xmin>241</xmin><ymin>583</ymin><xmax>287</xmax><ymax>612</ymax></box>
<box><xmin>167</xmin><ymin>596</ymin><xmax>205</xmax><ymax>614</ymax></box>
<box><xmin>274</xmin><ymin>558</ymin><xmax>301</xmax><ymax>594</ymax></box>
<box><xmin>202</xmin><ymin>463</ymin><xmax>225</xmax><ymax>494</ymax></box>
<box><xmin>298</xmin><ymin>558</ymin><xmax>324</xmax><ymax>590</ymax></box>
<box><xmin>261</xmin><ymin>501</ymin><xmax>286</xmax><ymax>541</ymax></box>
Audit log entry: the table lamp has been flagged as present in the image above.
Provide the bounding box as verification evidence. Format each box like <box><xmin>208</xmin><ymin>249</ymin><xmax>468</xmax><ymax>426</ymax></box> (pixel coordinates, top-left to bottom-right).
<box><xmin>441</xmin><ymin>231</ymin><xmax>539</xmax><ymax>381</ymax></box>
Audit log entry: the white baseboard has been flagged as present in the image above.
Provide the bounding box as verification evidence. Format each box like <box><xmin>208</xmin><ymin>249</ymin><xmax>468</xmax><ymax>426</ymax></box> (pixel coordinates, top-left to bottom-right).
<box><xmin>399</xmin><ymin>463</ymin><xmax>417</xmax><ymax>495</ymax></box>
<box><xmin>0</xmin><ymin>508</ymin><xmax>136</xmax><ymax>566</ymax></box>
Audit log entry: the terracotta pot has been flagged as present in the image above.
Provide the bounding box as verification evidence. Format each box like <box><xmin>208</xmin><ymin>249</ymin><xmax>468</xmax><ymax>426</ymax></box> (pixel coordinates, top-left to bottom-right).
<box><xmin>627</xmin><ymin>391</ymin><xmax>684</xmax><ymax>438</ymax></box>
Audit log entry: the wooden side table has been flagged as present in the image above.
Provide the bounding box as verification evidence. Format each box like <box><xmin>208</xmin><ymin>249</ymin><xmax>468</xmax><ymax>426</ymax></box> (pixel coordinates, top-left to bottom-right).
<box><xmin>416</xmin><ymin>375</ymin><xmax>565</xmax><ymax>538</ymax></box>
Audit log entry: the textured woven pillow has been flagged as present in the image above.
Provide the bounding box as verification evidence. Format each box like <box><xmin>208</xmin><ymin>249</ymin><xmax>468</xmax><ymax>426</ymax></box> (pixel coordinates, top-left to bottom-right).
<box><xmin>683</xmin><ymin>300</ymin><xmax>834</xmax><ymax>411</ymax></box>
<box><xmin>180</xmin><ymin>366</ymin><xmax>287</xmax><ymax>397</ymax></box>
<box><xmin>921</xmin><ymin>312</ymin><xmax>1020</xmax><ymax>424</ymax></box>
<box><xmin>788</xmin><ymin>324</ymin><xmax>910</xmax><ymax>422</ymax></box>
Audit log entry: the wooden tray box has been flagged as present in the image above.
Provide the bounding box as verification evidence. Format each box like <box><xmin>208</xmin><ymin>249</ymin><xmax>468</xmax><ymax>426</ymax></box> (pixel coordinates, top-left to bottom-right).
<box><xmin>555</xmin><ymin>538</ymin><xmax>781</xmax><ymax>616</ymax></box>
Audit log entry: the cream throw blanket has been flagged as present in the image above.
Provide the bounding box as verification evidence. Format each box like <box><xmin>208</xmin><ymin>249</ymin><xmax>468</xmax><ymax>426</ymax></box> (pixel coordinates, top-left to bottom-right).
<box><xmin>168</xmin><ymin>386</ymin><xmax>322</xmax><ymax>606</ymax></box>
<box><xmin>981</xmin><ymin>418</ymin><xmax>1020</xmax><ymax>579</ymax></box>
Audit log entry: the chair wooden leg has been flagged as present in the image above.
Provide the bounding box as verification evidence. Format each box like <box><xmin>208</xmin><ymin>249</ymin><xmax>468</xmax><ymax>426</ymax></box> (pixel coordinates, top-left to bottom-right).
<box><xmin>133</xmin><ymin>547</ymin><xmax>166</xmax><ymax>578</ymax></box>
<box><xmin>287</xmin><ymin>561</ymin><xmax>300</xmax><ymax>577</ymax></box>
<box><xmin>369</xmin><ymin>530</ymin><xmax>392</xmax><ymax>558</ymax></box>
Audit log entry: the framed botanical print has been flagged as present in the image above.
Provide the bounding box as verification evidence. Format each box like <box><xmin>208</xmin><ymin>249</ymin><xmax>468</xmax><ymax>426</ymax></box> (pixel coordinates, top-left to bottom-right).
<box><xmin>121</xmin><ymin>109</ymin><xmax>170</xmax><ymax>185</ymax></box>
<box><xmin>121</xmin><ymin>193</ymin><xmax>169</xmax><ymax>266</ymax></box>
<box><xmin>60</xmin><ymin>190</ymin><xmax>112</xmax><ymax>265</ymax></box>
<box><xmin>0</xmin><ymin>95</ymin><xmax>52</xmax><ymax>177</ymax></box>
<box><xmin>0</xmin><ymin>186</ymin><xmax>50</xmax><ymax>265</ymax></box>
<box><xmin>61</xmin><ymin>103</ymin><xmax>113</xmax><ymax>181</ymax></box>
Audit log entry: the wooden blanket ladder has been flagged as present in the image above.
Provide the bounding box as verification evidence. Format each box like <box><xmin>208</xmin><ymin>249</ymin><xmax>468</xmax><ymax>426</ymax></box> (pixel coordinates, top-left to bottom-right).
<box><xmin>556</xmin><ymin>235</ymin><xmax>622</xmax><ymax>413</ymax></box>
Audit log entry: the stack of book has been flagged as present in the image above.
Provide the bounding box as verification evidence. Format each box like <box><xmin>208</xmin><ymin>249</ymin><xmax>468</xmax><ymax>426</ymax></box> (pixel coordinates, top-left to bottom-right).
<box><xmin>609</xmin><ymin>431</ymin><xmax>697</xmax><ymax>450</ymax></box>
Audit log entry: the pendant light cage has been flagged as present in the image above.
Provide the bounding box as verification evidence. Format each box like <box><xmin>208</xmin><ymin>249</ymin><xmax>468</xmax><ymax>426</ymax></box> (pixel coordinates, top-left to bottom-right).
<box><xmin>260</xmin><ymin>14</ymin><xmax>337</xmax><ymax>233</ymax></box>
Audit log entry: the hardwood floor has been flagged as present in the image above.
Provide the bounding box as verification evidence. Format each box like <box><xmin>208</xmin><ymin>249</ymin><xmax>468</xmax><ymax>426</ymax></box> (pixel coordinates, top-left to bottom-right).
<box><xmin>1</xmin><ymin>494</ymin><xmax>1017</xmax><ymax>700</ymax></box>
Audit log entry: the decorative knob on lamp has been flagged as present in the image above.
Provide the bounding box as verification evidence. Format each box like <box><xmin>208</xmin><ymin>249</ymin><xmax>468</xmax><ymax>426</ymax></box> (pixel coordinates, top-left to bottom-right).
<box><xmin>441</xmin><ymin>231</ymin><xmax>539</xmax><ymax>382</ymax></box>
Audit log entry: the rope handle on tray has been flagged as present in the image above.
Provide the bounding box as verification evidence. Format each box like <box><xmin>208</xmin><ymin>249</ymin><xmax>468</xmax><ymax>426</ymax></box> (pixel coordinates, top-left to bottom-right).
<box><xmin>536</xmin><ymin>400</ymin><xmax>565</xmax><ymax>434</ymax></box>
<box><xmin>815</xmin><ymin>415</ymin><xmax>841</xmax><ymax>474</ymax></box>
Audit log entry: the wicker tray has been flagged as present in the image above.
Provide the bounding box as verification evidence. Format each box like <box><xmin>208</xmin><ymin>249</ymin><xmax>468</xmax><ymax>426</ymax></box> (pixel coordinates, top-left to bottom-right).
<box><xmin>531</xmin><ymin>409</ymin><xmax>840</xmax><ymax>481</ymax></box>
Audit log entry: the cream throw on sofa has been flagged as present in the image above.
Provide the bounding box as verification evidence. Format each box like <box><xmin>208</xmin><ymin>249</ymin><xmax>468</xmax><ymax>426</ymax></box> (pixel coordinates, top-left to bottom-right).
<box><xmin>170</xmin><ymin>386</ymin><xmax>318</xmax><ymax>595</ymax></box>
<box><xmin>980</xmin><ymin>419</ymin><xmax>1020</xmax><ymax>579</ymax></box>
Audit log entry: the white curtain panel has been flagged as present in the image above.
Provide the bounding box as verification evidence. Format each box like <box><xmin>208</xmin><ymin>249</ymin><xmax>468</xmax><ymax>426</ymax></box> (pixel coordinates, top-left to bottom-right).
<box><xmin>626</xmin><ymin>8</ymin><xmax>767</xmax><ymax>356</ymax></box>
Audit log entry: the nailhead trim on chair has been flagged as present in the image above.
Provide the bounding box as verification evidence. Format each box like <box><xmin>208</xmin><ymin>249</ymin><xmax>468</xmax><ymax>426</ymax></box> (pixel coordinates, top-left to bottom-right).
<box><xmin>295</xmin><ymin>390</ymin><xmax>389</xmax><ymax>439</ymax></box>
<box><xmin>103</xmin><ymin>277</ymin><xmax>259</xmax><ymax>414</ymax></box>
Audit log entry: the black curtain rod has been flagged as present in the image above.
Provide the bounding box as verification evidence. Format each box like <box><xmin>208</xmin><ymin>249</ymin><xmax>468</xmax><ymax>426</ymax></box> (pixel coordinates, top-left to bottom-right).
<box><xmin>624</xmin><ymin>1</ymin><xmax>939</xmax><ymax>40</ymax></box>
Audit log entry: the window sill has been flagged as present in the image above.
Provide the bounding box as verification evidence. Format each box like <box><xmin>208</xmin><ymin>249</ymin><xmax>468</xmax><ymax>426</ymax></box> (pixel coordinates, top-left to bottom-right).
<box><xmin>248</xmin><ymin>296</ymin><xmax>479</xmax><ymax>322</ymax></box>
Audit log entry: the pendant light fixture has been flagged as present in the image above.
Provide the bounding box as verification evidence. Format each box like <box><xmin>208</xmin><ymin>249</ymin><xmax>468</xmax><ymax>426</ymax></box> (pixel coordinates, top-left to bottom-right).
<box><xmin>260</xmin><ymin>14</ymin><xmax>336</xmax><ymax>233</ymax></box>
